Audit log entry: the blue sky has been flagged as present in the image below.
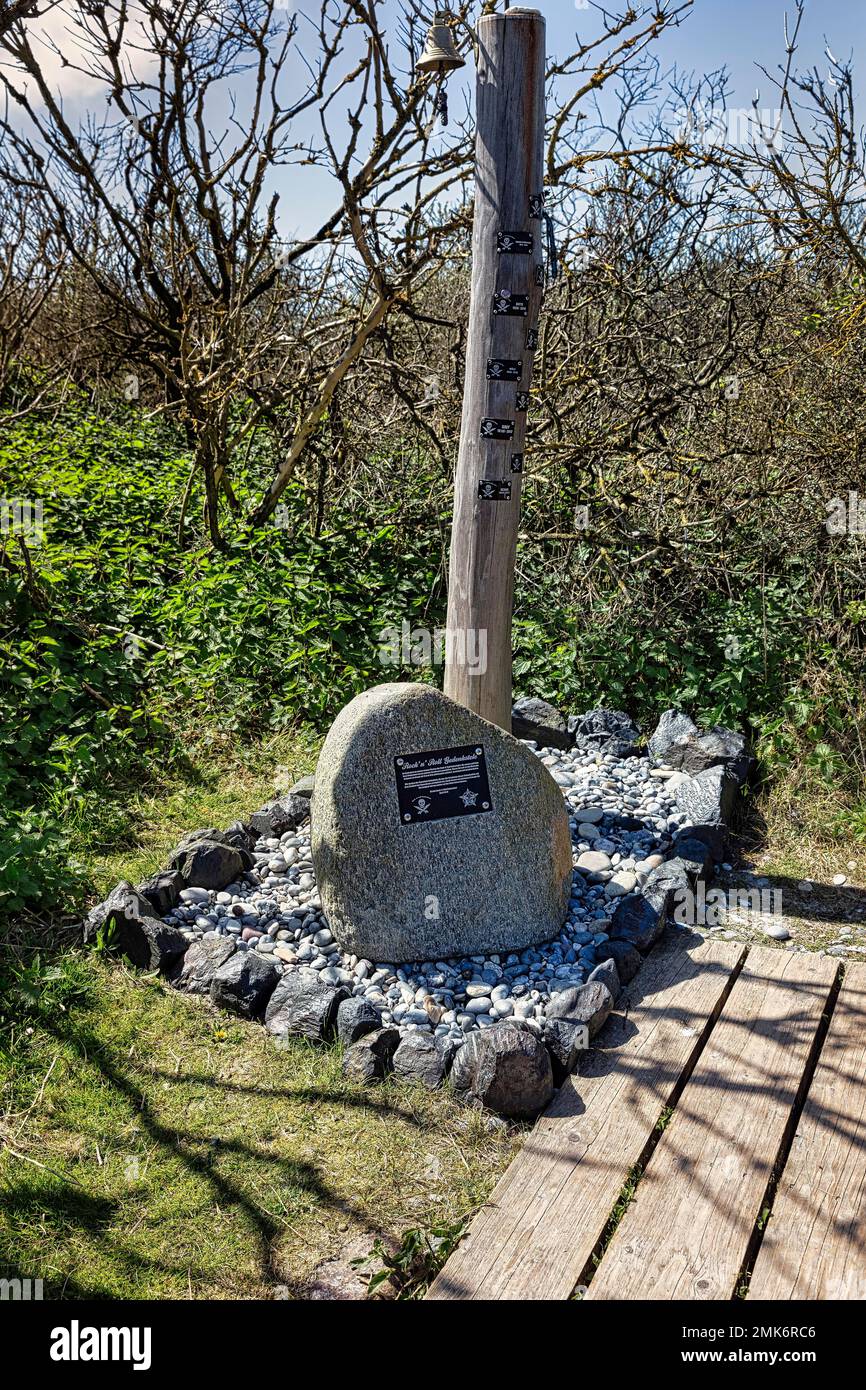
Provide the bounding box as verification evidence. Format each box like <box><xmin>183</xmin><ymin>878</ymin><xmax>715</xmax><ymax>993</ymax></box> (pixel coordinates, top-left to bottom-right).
<box><xmin>284</xmin><ymin>0</ymin><xmax>866</xmax><ymax>236</ymax></box>
<box><xmin>22</xmin><ymin>0</ymin><xmax>866</xmax><ymax>241</ymax></box>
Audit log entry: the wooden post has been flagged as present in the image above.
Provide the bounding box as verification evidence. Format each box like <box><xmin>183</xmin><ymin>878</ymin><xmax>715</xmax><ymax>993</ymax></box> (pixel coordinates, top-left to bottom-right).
<box><xmin>443</xmin><ymin>7</ymin><xmax>546</xmax><ymax>730</ymax></box>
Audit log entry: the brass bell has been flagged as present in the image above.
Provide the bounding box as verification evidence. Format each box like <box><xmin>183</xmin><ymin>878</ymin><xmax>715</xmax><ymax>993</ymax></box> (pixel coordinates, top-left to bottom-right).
<box><xmin>416</xmin><ymin>12</ymin><xmax>466</xmax><ymax>75</ymax></box>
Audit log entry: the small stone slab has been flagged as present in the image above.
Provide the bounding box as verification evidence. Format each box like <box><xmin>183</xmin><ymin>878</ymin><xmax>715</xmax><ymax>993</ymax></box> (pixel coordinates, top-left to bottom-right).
<box><xmin>265</xmin><ymin>971</ymin><xmax>348</xmax><ymax>1040</ymax></box>
<box><xmin>210</xmin><ymin>951</ymin><xmax>280</xmax><ymax>1017</ymax></box>
<box><xmin>312</xmin><ymin>684</ymin><xmax>572</xmax><ymax>963</ymax></box>
<box><xmin>170</xmin><ymin>936</ymin><xmax>236</xmax><ymax>994</ymax></box>
<box><xmin>342</xmin><ymin>1027</ymin><xmax>400</xmax><ymax>1082</ymax></box>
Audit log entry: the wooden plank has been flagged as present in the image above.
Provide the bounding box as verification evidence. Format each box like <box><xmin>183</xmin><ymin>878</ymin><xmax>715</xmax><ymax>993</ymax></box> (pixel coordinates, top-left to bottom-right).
<box><xmin>748</xmin><ymin>963</ymin><xmax>866</xmax><ymax>1300</ymax></box>
<box><xmin>427</xmin><ymin>933</ymin><xmax>745</xmax><ymax>1300</ymax></box>
<box><xmin>585</xmin><ymin>948</ymin><xmax>840</xmax><ymax>1301</ymax></box>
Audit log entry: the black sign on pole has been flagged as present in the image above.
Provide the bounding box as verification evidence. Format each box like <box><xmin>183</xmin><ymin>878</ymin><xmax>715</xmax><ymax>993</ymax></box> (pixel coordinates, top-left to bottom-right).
<box><xmin>515</xmin><ymin>391</ymin><xmax>530</xmax><ymax>412</ymax></box>
<box><xmin>492</xmin><ymin>290</ymin><xmax>530</xmax><ymax>317</ymax></box>
<box><xmin>510</xmin><ymin>453</ymin><xmax>524</xmax><ymax>474</ymax></box>
<box><xmin>480</xmin><ymin>417</ymin><xmax>515</xmax><ymax>440</ymax></box>
<box><xmin>526</xmin><ymin>327</ymin><xmax>540</xmax><ymax>350</ymax></box>
<box><xmin>478</xmin><ymin>479</ymin><xmax>512</xmax><ymax>500</ymax></box>
<box><xmin>497</xmin><ymin>231</ymin><xmax>534</xmax><ymax>254</ymax></box>
<box><xmin>487</xmin><ymin>358</ymin><xmax>523</xmax><ymax>381</ymax></box>
<box><xmin>395</xmin><ymin>745</ymin><xmax>493</xmax><ymax>824</ymax></box>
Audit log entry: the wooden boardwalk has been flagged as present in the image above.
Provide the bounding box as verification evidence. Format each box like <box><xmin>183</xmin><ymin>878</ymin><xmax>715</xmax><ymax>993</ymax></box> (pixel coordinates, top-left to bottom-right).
<box><xmin>427</xmin><ymin>933</ymin><xmax>866</xmax><ymax>1301</ymax></box>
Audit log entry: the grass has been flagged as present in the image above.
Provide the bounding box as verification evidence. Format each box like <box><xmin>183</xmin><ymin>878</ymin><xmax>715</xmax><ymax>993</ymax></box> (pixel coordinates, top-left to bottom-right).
<box><xmin>1</xmin><ymin>730</ymin><xmax>518</xmax><ymax>1299</ymax></box>
<box><xmin>0</xmin><ymin>955</ymin><xmax>517</xmax><ymax>1299</ymax></box>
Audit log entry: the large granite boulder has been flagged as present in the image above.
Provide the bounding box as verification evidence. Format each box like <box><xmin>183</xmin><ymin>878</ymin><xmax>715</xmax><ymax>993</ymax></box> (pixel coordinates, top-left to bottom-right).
<box><xmin>312</xmin><ymin>684</ymin><xmax>572</xmax><ymax>963</ymax></box>
<box><xmin>451</xmin><ymin>1022</ymin><xmax>554</xmax><ymax>1120</ymax></box>
<box><xmin>510</xmin><ymin>696</ymin><xmax>570</xmax><ymax>750</ymax></box>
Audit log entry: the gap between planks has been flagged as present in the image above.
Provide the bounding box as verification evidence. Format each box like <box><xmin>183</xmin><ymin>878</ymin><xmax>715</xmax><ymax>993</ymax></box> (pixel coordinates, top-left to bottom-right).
<box><xmin>585</xmin><ymin>946</ymin><xmax>840</xmax><ymax>1301</ymax></box>
<box><xmin>427</xmin><ymin>931</ymin><xmax>746</xmax><ymax>1301</ymax></box>
<box><xmin>746</xmin><ymin>961</ymin><xmax>866</xmax><ymax>1300</ymax></box>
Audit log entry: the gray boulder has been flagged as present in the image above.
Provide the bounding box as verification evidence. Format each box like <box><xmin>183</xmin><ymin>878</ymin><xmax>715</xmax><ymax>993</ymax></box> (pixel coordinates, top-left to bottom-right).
<box><xmin>588</xmin><ymin>957</ymin><xmax>621</xmax><ymax>1003</ymax></box>
<box><xmin>83</xmin><ymin>881</ymin><xmax>151</xmax><ymax>944</ymax></box>
<box><xmin>170</xmin><ymin>936</ymin><xmax>236</xmax><ymax>995</ymax></box>
<box><xmin>673</xmin><ymin>823</ymin><xmax>727</xmax><ymax>862</ymax></box>
<box><xmin>223</xmin><ymin>820</ymin><xmax>256</xmax><ymax>853</ymax></box>
<box><xmin>248</xmin><ymin>794</ymin><xmax>310</xmax><ymax>839</ymax></box>
<box><xmin>169</xmin><ymin>829</ymin><xmax>253</xmax><ymax>891</ymax></box>
<box><xmin>137</xmin><ymin>870</ymin><xmax>183</xmax><ymax>917</ymax></box>
<box><xmin>336</xmin><ymin>996</ymin><xmax>382</xmax><ymax>1046</ymax></box>
<box><xmin>450</xmin><ymin>1023</ymin><xmax>554</xmax><ymax>1120</ymax></box>
<box><xmin>342</xmin><ymin>1027</ymin><xmax>400</xmax><ymax>1083</ymax></box>
<box><xmin>392</xmin><ymin>1032</ymin><xmax>453</xmax><ymax>1089</ymax></box>
<box><xmin>265</xmin><ymin>971</ymin><xmax>348</xmax><ymax>1040</ymax></box>
<box><xmin>543</xmin><ymin>1018</ymin><xmax>588</xmax><ymax>1086</ymax></box>
<box><xmin>648</xmin><ymin>710</ymin><xmax>752</xmax><ymax>784</ymax></box>
<box><xmin>675</xmin><ymin>765</ymin><xmax>738</xmax><ymax>828</ymax></box>
<box><xmin>312</xmin><ymin>683</ymin><xmax>572</xmax><ymax>963</ymax></box>
<box><xmin>84</xmin><ymin>882</ymin><xmax>188</xmax><ymax>972</ymax></box>
<box><xmin>668</xmin><ymin>837</ymin><xmax>712</xmax><ymax>883</ymax></box>
<box><xmin>546</xmin><ymin>979</ymin><xmax>613</xmax><ymax>1039</ymax></box>
<box><xmin>511</xmin><ymin>696</ymin><xmax>570</xmax><ymax>750</ymax></box>
<box><xmin>594</xmin><ymin>939</ymin><xmax>641</xmax><ymax>984</ymax></box>
<box><xmin>210</xmin><ymin>951</ymin><xmax>280</xmax><ymax>1017</ymax></box>
<box><xmin>570</xmin><ymin>708</ymin><xmax>640</xmax><ymax>758</ymax></box>
<box><xmin>648</xmin><ymin>709</ymin><xmax>698</xmax><ymax>765</ymax></box>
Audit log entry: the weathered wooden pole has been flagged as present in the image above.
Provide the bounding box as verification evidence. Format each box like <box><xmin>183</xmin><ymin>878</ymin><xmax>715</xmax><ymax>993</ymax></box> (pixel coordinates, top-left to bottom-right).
<box><xmin>443</xmin><ymin>6</ymin><xmax>546</xmax><ymax>729</ymax></box>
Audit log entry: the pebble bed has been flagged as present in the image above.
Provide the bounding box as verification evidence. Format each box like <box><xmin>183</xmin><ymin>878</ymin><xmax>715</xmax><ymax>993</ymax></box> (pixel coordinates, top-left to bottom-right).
<box><xmin>161</xmin><ymin>743</ymin><xmax>691</xmax><ymax>1050</ymax></box>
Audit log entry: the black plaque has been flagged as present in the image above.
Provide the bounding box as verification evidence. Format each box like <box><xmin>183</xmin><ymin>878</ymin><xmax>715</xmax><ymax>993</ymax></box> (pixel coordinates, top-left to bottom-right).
<box><xmin>529</xmin><ymin>193</ymin><xmax>545</xmax><ymax>219</ymax></box>
<box><xmin>510</xmin><ymin>453</ymin><xmax>524</xmax><ymax>474</ymax></box>
<box><xmin>526</xmin><ymin>328</ymin><xmax>540</xmax><ymax>350</ymax></box>
<box><xmin>493</xmin><ymin>290</ymin><xmax>529</xmax><ymax>317</ymax></box>
<box><xmin>534</xmin><ymin>263</ymin><xmax>545</xmax><ymax>286</ymax></box>
<box><xmin>487</xmin><ymin>358</ymin><xmax>523</xmax><ymax>381</ymax></box>
<box><xmin>480</xmin><ymin>416</ymin><xmax>515</xmax><ymax>440</ymax></box>
<box><xmin>395</xmin><ymin>745</ymin><xmax>493</xmax><ymax>825</ymax></box>
<box><xmin>515</xmin><ymin>391</ymin><xmax>530</xmax><ymax>412</ymax></box>
<box><xmin>478</xmin><ymin>479</ymin><xmax>512</xmax><ymax>501</ymax></box>
<box><xmin>498</xmin><ymin>231</ymin><xmax>533</xmax><ymax>254</ymax></box>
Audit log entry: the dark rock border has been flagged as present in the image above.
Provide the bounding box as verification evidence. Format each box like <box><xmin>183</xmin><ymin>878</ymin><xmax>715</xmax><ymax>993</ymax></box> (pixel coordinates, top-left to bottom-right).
<box><xmin>83</xmin><ymin>710</ymin><xmax>743</xmax><ymax>1121</ymax></box>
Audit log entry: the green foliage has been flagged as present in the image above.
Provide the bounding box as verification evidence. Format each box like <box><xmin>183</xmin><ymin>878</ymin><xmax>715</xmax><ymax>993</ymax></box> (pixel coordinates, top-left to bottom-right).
<box><xmin>351</xmin><ymin>1217</ymin><xmax>467</xmax><ymax>1298</ymax></box>
<box><xmin>0</xmin><ymin>950</ymin><xmax>92</xmax><ymax>1032</ymax></box>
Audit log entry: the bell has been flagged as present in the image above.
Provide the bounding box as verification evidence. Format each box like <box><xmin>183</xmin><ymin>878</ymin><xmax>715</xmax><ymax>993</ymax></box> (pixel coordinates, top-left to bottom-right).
<box><xmin>416</xmin><ymin>12</ymin><xmax>465</xmax><ymax>75</ymax></box>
